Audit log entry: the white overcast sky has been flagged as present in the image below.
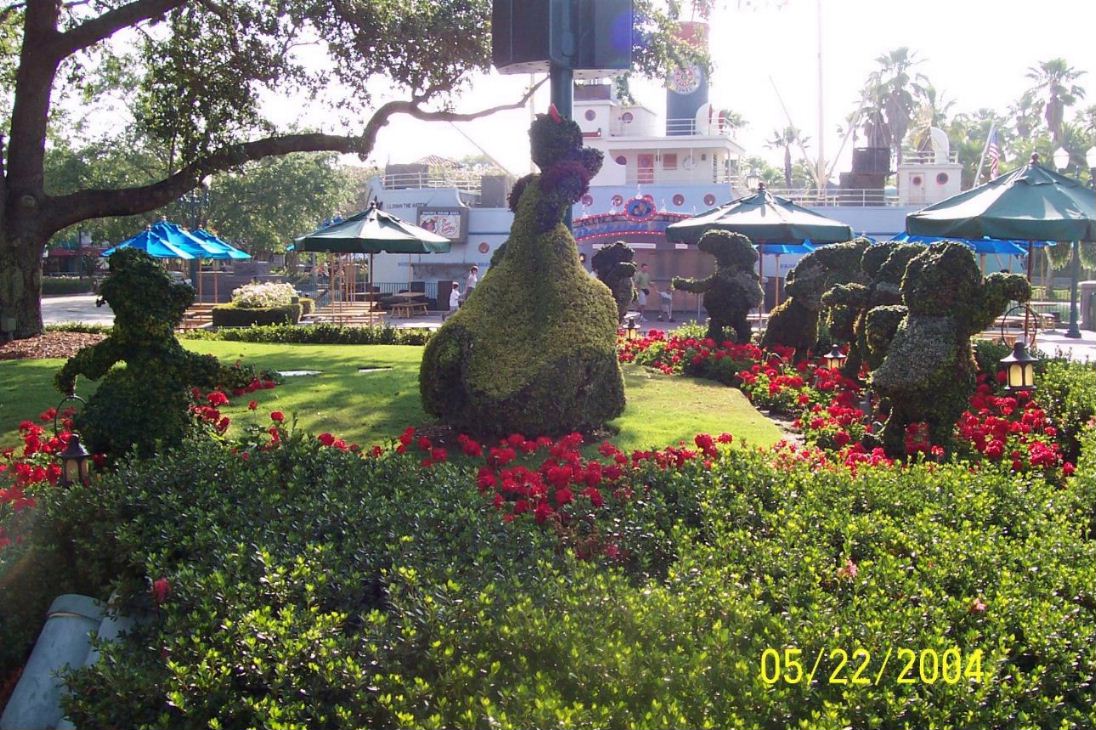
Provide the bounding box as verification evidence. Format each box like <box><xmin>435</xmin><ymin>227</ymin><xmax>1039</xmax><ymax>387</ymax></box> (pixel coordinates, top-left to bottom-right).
<box><xmin>346</xmin><ymin>0</ymin><xmax>1096</xmax><ymax>179</ymax></box>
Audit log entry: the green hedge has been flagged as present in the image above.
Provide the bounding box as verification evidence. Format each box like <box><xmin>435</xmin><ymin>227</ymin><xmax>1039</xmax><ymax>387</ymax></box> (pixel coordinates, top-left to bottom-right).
<box><xmin>8</xmin><ymin>429</ymin><xmax>1094</xmax><ymax>729</ymax></box>
<box><xmin>41</xmin><ymin>277</ymin><xmax>95</xmax><ymax>296</ymax></box>
<box><xmin>211</xmin><ymin>302</ymin><xmax>302</xmax><ymax>327</ymax></box>
<box><xmin>181</xmin><ymin>322</ymin><xmax>432</xmax><ymax>346</ymax></box>
<box><xmin>1039</xmin><ymin>360</ymin><xmax>1096</xmax><ymax>462</ymax></box>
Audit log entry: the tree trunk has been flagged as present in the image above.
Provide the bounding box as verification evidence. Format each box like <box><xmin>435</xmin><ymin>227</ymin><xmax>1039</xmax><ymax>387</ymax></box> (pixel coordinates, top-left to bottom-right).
<box><xmin>0</xmin><ymin>227</ymin><xmax>47</xmax><ymax>338</ymax></box>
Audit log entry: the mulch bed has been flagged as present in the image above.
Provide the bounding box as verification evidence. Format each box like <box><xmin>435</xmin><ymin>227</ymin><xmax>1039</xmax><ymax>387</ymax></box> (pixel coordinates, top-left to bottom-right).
<box><xmin>0</xmin><ymin>332</ymin><xmax>106</xmax><ymax>361</ymax></box>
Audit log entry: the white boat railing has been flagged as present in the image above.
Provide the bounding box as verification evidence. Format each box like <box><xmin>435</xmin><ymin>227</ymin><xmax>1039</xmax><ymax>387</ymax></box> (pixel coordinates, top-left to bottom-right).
<box><xmin>381</xmin><ymin>172</ymin><xmax>483</xmax><ymax>193</ymax></box>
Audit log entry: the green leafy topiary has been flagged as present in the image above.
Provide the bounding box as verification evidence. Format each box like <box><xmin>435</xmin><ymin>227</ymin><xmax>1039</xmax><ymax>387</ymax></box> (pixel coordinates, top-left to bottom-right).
<box><xmin>761</xmin><ymin>239</ymin><xmax>869</xmax><ymax>357</ymax></box>
<box><xmin>54</xmin><ymin>249</ymin><xmax>224</xmax><ymax>457</ymax></box>
<box><xmin>592</xmin><ymin>240</ymin><xmax>637</xmax><ymax>321</ymax></box>
<box><xmin>867</xmin><ymin>242</ymin><xmax>1031</xmax><ymax>456</ymax></box>
<box><xmin>821</xmin><ymin>242</ymin><xmax>923</xmax><ymax>376</ymax></box>
<box><xmin>671</xmin><ymin>231</ymin><xmax>762</xmax><ymax>343</ymax></box>
<box><xmin>419</xmin><ymin>110</ymin><xmax>623</xmax><ymax>436</ymax></box>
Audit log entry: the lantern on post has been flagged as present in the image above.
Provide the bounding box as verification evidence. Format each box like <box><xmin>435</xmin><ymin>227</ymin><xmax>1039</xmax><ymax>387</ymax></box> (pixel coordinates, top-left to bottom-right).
<box><xmin>625</xmin><ymin>317</ymin><xmax>638</xmax><ymax>340</ymax></box>
<box><xmin>824</xmin><ymin>344</ymin><xmax>846</xmax><ymax>371</ymax></box>
<box><xmin>58</xmin><ymin>434</ymin><xmax>91</xmax><ymax>487</ymax></box>
<box><xmin>999</xmin><ymin>342</ymin><xmax>1038</xmax><ymax>392</ymax></box>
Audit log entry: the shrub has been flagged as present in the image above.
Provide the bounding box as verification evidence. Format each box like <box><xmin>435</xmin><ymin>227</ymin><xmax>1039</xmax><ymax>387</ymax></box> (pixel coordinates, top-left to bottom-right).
<box><xmin>211</xmin><ymin>302</ymin><xmax>302</xmax><ymax>327</ymax></box>
<box><xmin>17</xmin><ymin>428</ymin><xmax>1095</xmax><ymax>729</ymax></box>
<box><xmin>41</xmin><ymin>277</ymin><xmax>95</xmax><ymax>296</ymax></box>
<box><xmin>45</xmin><ymin>323</ymin><xmax>113</xmax><ymax>335</ymax></box>
<box><xmin>1038</xmin><ymin>360</ymin><xmax>1096</xmax><ymax>462</ymax></box>
<box><xmin>181</xmin><ymin>322</ymin><xmax>432</xmax><ymax>346</ymax></box>
<box><xmin>230</xmin><ymin>281</ymin><xmax>298</xmax><ymax>308</ymax></box>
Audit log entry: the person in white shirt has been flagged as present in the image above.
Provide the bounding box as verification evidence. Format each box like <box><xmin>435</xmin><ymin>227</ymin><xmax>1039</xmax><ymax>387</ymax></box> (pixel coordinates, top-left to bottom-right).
<box><xmin>449</xmin><ymin>282</ymin><xmax>461</xmax><ymax>310</ymax></box>
<box><xmin>464</xmin><ymin>265</ymin><xmax>479</xmax><ymax>302</ymax></box>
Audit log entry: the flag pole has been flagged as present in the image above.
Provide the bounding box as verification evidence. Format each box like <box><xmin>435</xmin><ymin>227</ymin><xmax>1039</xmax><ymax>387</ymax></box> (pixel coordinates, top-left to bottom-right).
<box><xmin>974</xmin><ymin>122</ymin><xmax>996</xmax><ymax>184</ymax></box>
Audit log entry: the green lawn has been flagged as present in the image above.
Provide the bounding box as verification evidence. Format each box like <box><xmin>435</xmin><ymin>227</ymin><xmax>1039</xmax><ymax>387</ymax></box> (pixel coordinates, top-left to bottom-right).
<box><xmin>0</xmin><ymin>342</ymin><xmax>781</xmax><ymax>452</ymax></box>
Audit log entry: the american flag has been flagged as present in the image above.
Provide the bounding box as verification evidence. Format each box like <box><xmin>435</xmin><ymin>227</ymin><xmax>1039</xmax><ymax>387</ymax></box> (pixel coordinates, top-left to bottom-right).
<box><xmin>986</xmin><ymin>129</ymin><xmax>1001</xmax><ymax>180</ymax></box>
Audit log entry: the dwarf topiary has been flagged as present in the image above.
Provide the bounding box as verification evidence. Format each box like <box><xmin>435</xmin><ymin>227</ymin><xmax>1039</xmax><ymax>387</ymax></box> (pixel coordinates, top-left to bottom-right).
<box><xmin>761</xmin><ymin>239</ymin><xmax>869</xmax><ymax>357</ymax></box>
<box><xmin>671</xmin><ymin>231</ymin><xmax>762</xmax><ymax>343</ymax></box>
<box><xmin>419</xmin><ymin>108</ymin><xmax>623</xmax><ymax>436</ymax></box>
<box><xmin>867</xmin><ymin>242</ymin><xmax>1031</xmax><ymax>456</ymax></box>
<box><xmin>592</xmin><ymin>241</ymin><xmax>637</xmax><ymax>321</ymax></box>
<box><xmin>55</xmin><ymin>249</ymin><xmax>223</xmax><ymax>457</ymax></box>
<box><xmin>821</xmin><ymin>242</ymin><xmax>922</xmax><ymax>377</ymax></box>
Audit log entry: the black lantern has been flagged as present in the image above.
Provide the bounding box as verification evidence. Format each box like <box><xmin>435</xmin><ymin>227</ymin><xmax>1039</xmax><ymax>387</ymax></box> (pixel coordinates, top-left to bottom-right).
<box><xmin>999</xmin><ymin>342</ymin><xmax>1038</xmax><ymax>392</ymax></box>
<box><xmin>824</xmin><ymin>344</ymin><xmax>846</xmax><ymax>371</ymax></box>
<box><xmin>625</xmin><ymin>317</ymin><xmax>638</xmax><ymax>339</ymax></box>
<box><xmin>58</xmin><ymin>433</ymin><xmax>91</xmax><ymax>486</ymax></box>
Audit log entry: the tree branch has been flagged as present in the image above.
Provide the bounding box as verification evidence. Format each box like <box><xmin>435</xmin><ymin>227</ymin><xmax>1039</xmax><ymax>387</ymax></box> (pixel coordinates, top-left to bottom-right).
<box><xmin>44</xmin><ymin>79</ymin><xmax>546</xmax><ymax>231</ymax></box>
<box><xmin>55</xmin><ymin>0</ymin><xmax>186</xmax><ymax>57</ymax></box>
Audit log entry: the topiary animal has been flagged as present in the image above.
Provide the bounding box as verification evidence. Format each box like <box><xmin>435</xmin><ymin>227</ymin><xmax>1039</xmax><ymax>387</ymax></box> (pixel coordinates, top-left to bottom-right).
<box><xmin>671</xmin><ymin>231</ymin><xmax>761</xmax><ymax>343</ymax></box>
<box><xmin>592</xmin><ymin>241</ymin><xmax>637</xmax><ymax>322</ymax></box>
<box><xmin>761</xmin><ymin>239</ymin><xmax>869</xmax><ymax>358</ymax></box>
<box><xmin>55</xmin><ymin>248</ymin><xmax>224</xmax><ymax>457</ymax></box>
<box><xmin>867</xmin><ymin>241</ymin><xmax>1031</xmax><ymax>456</ymax></box>
<box><xmin>419</xmin><ymin>107</ymin><xmax>623</xmax><ymax>436</ymax></box>
<box><xmin>821</xmin><ymin>242</ymin><xmax>923</xmax><ymax>377</ymax></box>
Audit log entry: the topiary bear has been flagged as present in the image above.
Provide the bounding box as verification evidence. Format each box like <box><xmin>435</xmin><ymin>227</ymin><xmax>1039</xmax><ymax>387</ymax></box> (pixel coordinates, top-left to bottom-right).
<box><xmin>592</xmin><ymin>241</ymin><xmax>637</xmax><ymax>322</ymax></box>
<box><xmin>419</xmin><ymin>107</ymin><xmax>623</xmax><ymax>437</ymax></box>
<box><xmin>55</xmin><ymin>248</ymin><xmax>224</xmax><ymax>457</ymax></box>
<box><xmin>821</xmin><ymin>242</ymin><xmax>923</xmax><ymax>378</ymax></box>
<box><xmin>671</xmin><ymin>231</ymin><xmax>762</xmax><ymax>344</ymax></box>
<box><xmin>761</xmin><ymin>239</ymin><xmax>869</xmax><ymax>358</ymax></box>
<box><xmin>867</xmin><ymin>241</ymin><xmax>1031</xmax><ymax>456</ymax></box>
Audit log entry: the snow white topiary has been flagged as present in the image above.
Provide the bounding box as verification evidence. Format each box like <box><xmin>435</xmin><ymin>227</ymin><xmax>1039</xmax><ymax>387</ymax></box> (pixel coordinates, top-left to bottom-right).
<box><xmin>867</xmin><ymin>241</ymin><xmax>1031</xmax><ymax>456</ymax></box>
<box><xmin>419</xmin><ymin>107</ymin><xmax>623</xmax><ymax>436</ymax></box>
<box><xmin>55</xmin><ymin>248</ymin><xmax>223</xmax><ymax>457</ymax></box>
<box><xmin>671</xmin><ymin>231</ymin><xmax>762</xmax><ymax>344</ymax></box>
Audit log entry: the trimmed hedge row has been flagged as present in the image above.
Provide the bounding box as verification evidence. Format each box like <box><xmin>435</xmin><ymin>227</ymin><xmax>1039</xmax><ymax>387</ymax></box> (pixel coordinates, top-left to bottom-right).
<box><xmin>8</xmin><ymin>426</ymin><xmax>1094</xmax><ymax>729</ymax></box>
<box><xmin>181</xmin><ymin>322</ymin><xmax>433</xmax><ymax>346</ymax></box>
<box><xmin>211</xmin><ymin>302</ymin><xmax>302</xmax><ymax>327</ymax></box>
<box><xmin>41</xmin><ymin>277</ymin><xmax>95</xmax><ymax>296</ymax></box>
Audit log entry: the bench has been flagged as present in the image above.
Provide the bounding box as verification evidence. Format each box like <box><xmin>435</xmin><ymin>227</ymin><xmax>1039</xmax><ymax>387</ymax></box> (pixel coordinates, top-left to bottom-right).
<box><xmin>391</xmin><ymin>302</ymin><xmax>428</xmax><ymax>318</ymax></box>
<box><xmin>177</xmin><ymin>304</ymin><xmax>216</xmax><ymax>331</ymax></box>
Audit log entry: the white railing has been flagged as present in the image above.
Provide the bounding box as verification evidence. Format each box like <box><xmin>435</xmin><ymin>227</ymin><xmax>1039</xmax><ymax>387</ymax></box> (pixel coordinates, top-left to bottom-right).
<box><xmin>381</xmin><ymin>172</ymin><xmax>483</xmax><ymax>193</ymax></box>
<box><xmin>899</xmin><ymin>149</ymin><xmax>960</xmax><ymax>165</ymax></box>
<box><xmin>664</xmin><ymin>117</ymin><xmax>733</xmax><ymax>137</ymax></box>
<box><xmin>757</xmin><ymin>187</ymin><xmax>901</xmax><ymax>207</ymax></box>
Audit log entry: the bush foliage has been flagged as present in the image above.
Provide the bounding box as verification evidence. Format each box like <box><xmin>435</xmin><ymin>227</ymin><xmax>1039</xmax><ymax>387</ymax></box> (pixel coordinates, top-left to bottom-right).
<box><xmin>2</xmin><ymin>421</ymin><xmax>1091</xmax><ymax>729</ymax></box>
<box><xmin>181</xmin><ymin>322</ymin><xmax>433</xmax><ymax>346</ymax></box>
<box><xmin>211</xmin><ymin>301</ymin><xmax>302</xmax><ymax>327</ymax></box>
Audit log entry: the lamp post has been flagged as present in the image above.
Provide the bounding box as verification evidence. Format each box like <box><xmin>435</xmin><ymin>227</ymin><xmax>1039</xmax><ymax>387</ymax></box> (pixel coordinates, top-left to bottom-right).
<box><xmin>58</xmin><ymin>434</ymin><xmax>91</xmax><ymax>487</ymax></box>
<box><xmin>745</xmin><ymin>167</ymin><xmax>760</xmax><ymax>193</ymax></box>
<box><xmin>1053</xmin><ymin>148</ymin><xmax>1082</xmax><ymax>338</ymax></box>
<box><xmin>823</xmin><ymin>344</ymin><xmax>846</xmax><ymax>371</ymax></box>
<box><xmin>999</xmin><ymin>341</ymin><xmax>1038</xmax><ymax>392</ymax></box>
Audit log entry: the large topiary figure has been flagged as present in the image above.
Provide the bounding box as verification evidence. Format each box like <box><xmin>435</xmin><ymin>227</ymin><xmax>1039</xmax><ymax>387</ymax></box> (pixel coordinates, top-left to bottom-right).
<box><xmin>821</xmin><ymin>242</ymin><xmax>923</xmax><ymax>377</ymax></box>
<box><xmin>592</xmin><ymin>240</ymin><xmax>636</xmax><ymax>321</ymax></box>
<box><xmin>761</xmin><ymin>239</ymin><xmax>869</xmax><ymax>357</ymax></box>
<box><xmin>55</xmin><ymin>249</ymin><xmax>223</xmax><ymax>457</ymax></box>
<box><xmin>671</xmin><ymin>231</ymin><xmax>762</xmax><ymax>343</ymax></box>
<box><xmin>867</xmin><ymin>242</ymin><xmax>1031</xmax><ymax>456</ymax></box>
<box><xmin>419</xmin><ymin>108</ymin><xmax>623</xmax><ymax>436</ymax></box>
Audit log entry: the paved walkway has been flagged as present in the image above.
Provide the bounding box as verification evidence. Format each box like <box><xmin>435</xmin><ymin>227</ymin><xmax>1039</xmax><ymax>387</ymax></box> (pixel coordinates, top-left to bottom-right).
<box><xmin>42</xmin><ymin>295</ymin><xmax>1096</xmax><ymax>362</ymax></box>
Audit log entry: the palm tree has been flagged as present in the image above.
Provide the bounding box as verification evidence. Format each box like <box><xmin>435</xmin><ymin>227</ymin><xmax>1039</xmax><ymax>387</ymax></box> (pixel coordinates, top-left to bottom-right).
<box><xmin>765</xmin><ymin>126</ymin><xmax>810</xmax><ymax>188</ymax></box>
<box><xmin>856</xmin><ymin>47</ymin><xmax>925</xmax><ymax>167</ymax></box>
<box><xmin>1026</xmin><ymin>58</ymin><xmax>1087</xmax><ymax>145</ymax></box>
<box><xmin>911</xmin><ymin>82</ymin><xmax>955</xmax><ymax>150</ymax></box>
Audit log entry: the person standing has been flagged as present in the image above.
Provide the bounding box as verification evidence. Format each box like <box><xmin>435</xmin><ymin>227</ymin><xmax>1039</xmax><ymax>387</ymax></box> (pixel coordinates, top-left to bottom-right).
<box><xmin>634</xmin><ymin>262</ymin><xmax>652</xmax><ymax>322</ymax></box>
<box><xmin>463</xmin><ymin>265</ymin><xmax>479</xmax><ymax>303</ymax></box>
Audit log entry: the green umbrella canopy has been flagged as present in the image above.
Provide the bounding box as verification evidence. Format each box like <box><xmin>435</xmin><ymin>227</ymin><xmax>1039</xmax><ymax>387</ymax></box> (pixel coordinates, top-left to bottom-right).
<box><xmin>294</xmin><ymin>202</ymin><xmax>452</xmax><ymax>253</ymax></box>
<box><xmin>906</xmin><ymin>154</ymin><xmax>1096</xmax><ymax>243</ymax></box>
<box><xmin>666</xmin><ymin>184</ymin><xmax>854</xmax><ymax>245</ymax></box>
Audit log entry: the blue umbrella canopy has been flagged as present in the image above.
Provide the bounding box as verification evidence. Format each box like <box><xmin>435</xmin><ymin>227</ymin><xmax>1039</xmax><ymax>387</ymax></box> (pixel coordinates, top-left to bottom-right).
<box><xmin>101</xmin><ymin>228</ymin><xmax>196</xmax><ymax>259</ymax></box>
<box><xmin>189</xmin><ymin>228</ymin><xmax>252</xmax><ymax>260</ymax></box>
<box><xmin>757</xmin><ymin>241</ymin><xmax>816</xmax><ymax>255</ymax></box>
<box><xmin>887</xmin><ymin>232</ymin><xmax>1031</xmax><ymax>256</ymax></box>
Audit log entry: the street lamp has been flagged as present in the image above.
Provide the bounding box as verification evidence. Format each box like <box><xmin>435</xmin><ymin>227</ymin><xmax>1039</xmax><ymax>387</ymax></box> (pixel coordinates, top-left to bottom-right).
<box><xmin>999</xmin><ymin>342</ymin><xmax>1038</xmax><ymax>392</ymax></box>
<box><xmin>745</xmin><ymin>167</ymin><xmax>761</xmax><ymax>192</ymax></box>
<box><xmin>58</xmin><ymin>434</ymin><xmax>91</xmax><ymax>487</ymax></box>
<box><xmin>1052</xmin><ymin>147</ymin><xmax>1070</xmax><ymax>173</ymax></box>
<box><xmin>823</xmin><ymin>344</ymin><xmax>846</xmax><ymax>371</ymax></box>
<box><xmin>1053</xmin><ymin>150</ymin><xmax>1082</xmax><ymax>338</ymax></box>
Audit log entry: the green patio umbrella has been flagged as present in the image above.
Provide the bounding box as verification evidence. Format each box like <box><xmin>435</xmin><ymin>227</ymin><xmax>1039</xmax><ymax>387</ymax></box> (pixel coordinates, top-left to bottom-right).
<box><xmin>906</xmin><ymin>153</ymin><xmax>1096</xmax><ymax>242</ymax></box>
<box><xmin>665</xmin><ymin>183</ymin><xmax>854</xmax><ymax>245</ymax></box>
<box><xmin>294</xmin><ymin>202</ymin><xmax>451</xmax><ymax>312</ymax></box>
